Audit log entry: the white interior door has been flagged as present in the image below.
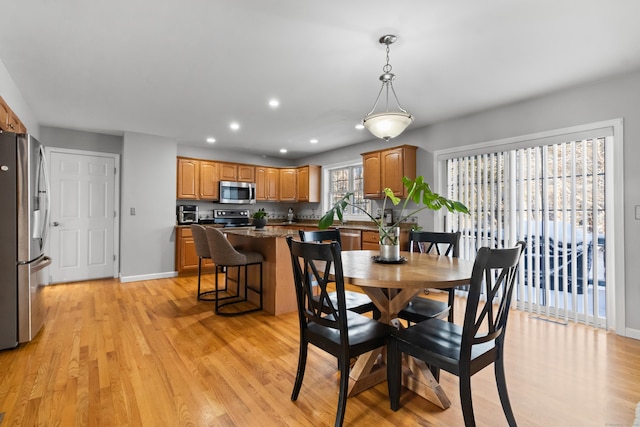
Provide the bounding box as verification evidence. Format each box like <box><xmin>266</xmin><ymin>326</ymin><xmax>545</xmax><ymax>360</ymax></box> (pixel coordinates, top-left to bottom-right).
<box><xmin>48</xmin><ymin>151</ymin><xmax>117</xmax><ymax>283</ymax></box>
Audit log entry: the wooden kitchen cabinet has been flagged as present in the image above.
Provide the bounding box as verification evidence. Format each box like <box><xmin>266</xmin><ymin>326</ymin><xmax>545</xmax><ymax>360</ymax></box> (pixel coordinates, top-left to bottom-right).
<box><xmin>279</xmin><ymin>168</ymin><xmax>297</xmax><ymax>201</ymax></box>
<box><xmin>175</xmin><ymin>227</ymin><xmax>214</xmax><ymax>275</ymax></box>
<box><xmin>177</xmin><ymin>158</ymin><xmax>200</xmax><ymax>199</ymax></box>
<box><xmin>361</xmin><ymin>145</ymin><xmax>417</xmax><ymax>199</ymax></box>
<box><xmin>362</xmin><ymin>228</ymin><xmax>410</xmax><ymax>250</ymax></box>
<box><xmin>297</xmin><ymin>165</ymin><xmax>321</xmax><ymax>202</ymax></box>
<box><xmin>338</xmin><ymin>228</ymin><xmax>362</xmax><ymax>250</ymax></box>
<box><xmin>361</xmin><ymin>230</ymin><xmax>379</xmax><ymax>250</ymax></box>
<box><xmin>199</xmin><ymin>161</ymin><xmax>220</xmax><ymax>200</ymax></box>
<box><xmin>0</xmin><ymin>96</ymin><xmax>26</xmax><ymax>133</ymax></box>
<box><xmin>219</xmin><ymin>162</ymin><xmax>255</xmax><ymax>182</ymax></box>
<box><xmin>362</xmin><ymin>151</ymin><xmax>382</xmax><ymax>198</ymax></box>
<box><xmin>177</xmin><ymin>157</ymin><xmax>221</xmax><ymax>200</ymax></box>
<box><xmin>256</xmin><ymin>166</ymin><xmax>279</xmax><ymax>201</ymax></box>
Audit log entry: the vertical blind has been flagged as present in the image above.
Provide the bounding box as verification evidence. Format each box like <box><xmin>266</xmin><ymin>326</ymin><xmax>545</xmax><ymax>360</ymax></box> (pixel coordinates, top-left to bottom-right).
<box><xmin>445</xmin><ymin>138</ymin><xmax>607</xmax><ymax>328</ymax></box>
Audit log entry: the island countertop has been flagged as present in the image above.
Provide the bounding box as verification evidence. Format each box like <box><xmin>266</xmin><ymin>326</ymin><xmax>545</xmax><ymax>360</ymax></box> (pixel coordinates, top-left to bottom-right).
<box><xmin>222</xmin><ymin>227</ymin><xmax>300</xmax><ymax>238</ymax></box>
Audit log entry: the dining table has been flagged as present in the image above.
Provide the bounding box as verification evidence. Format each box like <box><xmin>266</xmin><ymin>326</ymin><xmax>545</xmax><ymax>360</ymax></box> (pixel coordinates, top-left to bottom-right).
<box><xmin>337</xmin><ymin>249</ymin><xmax>475</xmax><ymax>409</ymax></box>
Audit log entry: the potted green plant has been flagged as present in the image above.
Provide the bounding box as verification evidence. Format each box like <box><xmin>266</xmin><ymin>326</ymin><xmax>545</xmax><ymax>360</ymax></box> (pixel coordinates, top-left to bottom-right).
<box><xmin>252</xmin><ymin>208</ymin><xmax>268</xmax><ymax>229</ymax></box>
<box><xmin>319</xmin><ymin>176</ymin><xmax>469</xmax><ymax>261</ymax></box>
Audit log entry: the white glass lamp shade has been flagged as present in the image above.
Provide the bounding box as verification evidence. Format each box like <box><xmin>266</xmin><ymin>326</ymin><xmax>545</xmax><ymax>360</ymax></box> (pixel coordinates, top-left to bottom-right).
<box><xmin>363</xmin><ymin>111</ymin><xmax>414</xmax><ymax>141</ymax></box>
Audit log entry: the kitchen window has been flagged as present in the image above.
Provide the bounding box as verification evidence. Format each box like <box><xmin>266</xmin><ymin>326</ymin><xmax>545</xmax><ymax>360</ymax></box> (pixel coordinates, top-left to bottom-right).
<box><xmin>326</xmin><ymin>163</ymin><xmax>371</xmax><ymax>218</ymax></box>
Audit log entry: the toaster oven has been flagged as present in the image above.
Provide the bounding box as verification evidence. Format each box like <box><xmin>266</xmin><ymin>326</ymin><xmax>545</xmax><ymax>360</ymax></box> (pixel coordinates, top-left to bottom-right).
<box><xmin>177</xmin><ymin>205</ymin><xmax>198</xmax><ymax>224</ymax></box>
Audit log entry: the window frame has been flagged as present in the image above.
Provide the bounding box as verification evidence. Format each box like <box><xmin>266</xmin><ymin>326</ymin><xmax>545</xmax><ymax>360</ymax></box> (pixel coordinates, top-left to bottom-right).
<box><xmin>322</xmin><ymin>160</ymin><xmax>371</xmax><ymax>220</ymax></box>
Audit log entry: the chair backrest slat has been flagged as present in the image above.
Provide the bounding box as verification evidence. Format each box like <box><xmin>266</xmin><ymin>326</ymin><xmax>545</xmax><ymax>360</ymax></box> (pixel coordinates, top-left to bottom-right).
<box><xmin>299</xmin><ymin>229</ymin><xmax>342</xmax><ymax>246</ymax></box>
<box><xmin>462</xmin><ymin>241</ymin><xmax>526</xmax><ymax>351</ymax></box>
<box><xmin>287</xmin><ymin>237</ymin><xmax>348</xmax><ymax>337</ymax></box>
<box><xmin>409</xmin><ymin>231</ymin><xmax>461</xmax><ymax>258</ymax></box>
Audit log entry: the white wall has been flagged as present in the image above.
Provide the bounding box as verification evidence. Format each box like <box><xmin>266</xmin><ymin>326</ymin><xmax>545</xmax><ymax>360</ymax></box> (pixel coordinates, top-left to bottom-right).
<box><xmin>0</xmin><ymin>58</ymin><xmax>38</xmax><ymax>138</ymax></box>
<box><xmin>40</xmin><ymin>126</ymin><xmax>123</xmax><ymax>155</ymax></box>
<box><xmin>120</xmin><ymin>132</ymin><xmax>177</xmax><ymax>280</ymax></box>
<box><xmin>302</xmin><ymin>69</ymin><xmax>640</xmax><ymax>334</ymax></box>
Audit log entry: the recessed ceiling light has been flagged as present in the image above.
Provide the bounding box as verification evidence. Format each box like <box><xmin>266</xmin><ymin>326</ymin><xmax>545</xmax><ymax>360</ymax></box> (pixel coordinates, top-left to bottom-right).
<box><xmin>310</xmin><ymin>139</ymin><xmax>318</xmax><ymax>144</ymax></box>
<box><xmin>355</xmin><ymin>123</ymin><xmax>365</xmax><ymax>130</ymax></box>
<box><xmin>230</xmin><ymin>122</ymin><xmax>240</xmax><ymax>131</ymax></box>
<box><xmin>206</xmin><ymin>137</ymin><xmax>216</xmax><ymax>143</ymax></box>
<box><xmin>280</xmin><ymin>148</ymin><xmax>287</xmax><ymax>153</ymax></box>
<box><xmin>269</xmin><ymin>99</ymin><xmax>279</xmax><ymax>108</ymax></box>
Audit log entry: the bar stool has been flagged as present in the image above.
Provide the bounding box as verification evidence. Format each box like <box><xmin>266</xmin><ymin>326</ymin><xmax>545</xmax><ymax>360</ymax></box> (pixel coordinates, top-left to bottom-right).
<box><xmin>205</xmin><ymin>227</ymin><xmax>263</xmax><ymax>315</ymax></box>
<box><xmin>190</xmin><ymin>224</ymin><xmax>226</xmax><ymax>301</ymax></box>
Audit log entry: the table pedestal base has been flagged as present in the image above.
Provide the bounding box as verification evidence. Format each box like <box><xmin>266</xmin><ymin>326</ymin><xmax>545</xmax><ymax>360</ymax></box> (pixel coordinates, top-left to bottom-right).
<box><xmin>402</xmin><ymin>356</ymin><xmax>451</xmax><ymax>409</ymax></box>
<box><xmin>346</xmin><ymin>343</ymin><xmax>451</xmax><ymax>409</ymax></box>
<box><xmin>348</xmin><ymin>348</ymin><xmax>386</xmax><ymax>396</ymax></box>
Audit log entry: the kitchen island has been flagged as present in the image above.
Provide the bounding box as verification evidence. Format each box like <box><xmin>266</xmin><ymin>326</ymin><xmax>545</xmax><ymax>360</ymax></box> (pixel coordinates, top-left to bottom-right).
<box><xmin>223</xmin><ymin>227</ymin><xmax>300</xmax><ymax>315</ymax></box>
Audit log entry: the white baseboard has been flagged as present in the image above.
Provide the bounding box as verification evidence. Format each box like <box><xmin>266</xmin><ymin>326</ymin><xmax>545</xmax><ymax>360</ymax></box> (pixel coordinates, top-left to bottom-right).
<box><xmin>119</xmin><ymin>271</ymin><xmax>178</xmax><ymax>283</ymax></box>
<box><xmin>624</xmin><ymin>327</ymin><xmax>640</xmax><ymax>341</ymax></box>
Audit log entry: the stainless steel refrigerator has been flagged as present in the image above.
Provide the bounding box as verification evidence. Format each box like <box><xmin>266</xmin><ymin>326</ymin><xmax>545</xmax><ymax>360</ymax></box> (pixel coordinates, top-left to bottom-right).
<box><xmin>0</xmin><ymin>132</ymin><xmax>51</xmax><ymax>350</ymax></box>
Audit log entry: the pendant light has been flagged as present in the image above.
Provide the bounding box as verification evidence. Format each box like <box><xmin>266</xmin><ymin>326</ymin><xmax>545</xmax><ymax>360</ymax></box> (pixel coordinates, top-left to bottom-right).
<box><xmin>362</xmin><ymin>35</ymin><xmax>414</xmax><ymax>141</ymax></box>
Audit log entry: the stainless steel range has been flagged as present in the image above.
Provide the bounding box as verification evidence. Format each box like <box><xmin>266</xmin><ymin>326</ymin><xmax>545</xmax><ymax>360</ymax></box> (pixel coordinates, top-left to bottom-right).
<box><xmin>210</xmin><ymin>209</ymin><xmax>253</xmax><ymax>228</ymax></box>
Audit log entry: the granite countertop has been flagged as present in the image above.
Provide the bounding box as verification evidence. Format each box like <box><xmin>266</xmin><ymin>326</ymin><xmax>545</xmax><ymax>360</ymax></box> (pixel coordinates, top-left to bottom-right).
<box><xmin>223</xmin><ymin>227</ymin><xmax>300</xmax><ymax>238</ymax></box>
<box><xmin>176</xmin><ymin>221</ymin><xmax>413</xmax><ymax>233</ymax></box>
<box><xmin>265</xmin><ymin>220</ymin><xmax>413</xmax><ymax>232</ymax></box>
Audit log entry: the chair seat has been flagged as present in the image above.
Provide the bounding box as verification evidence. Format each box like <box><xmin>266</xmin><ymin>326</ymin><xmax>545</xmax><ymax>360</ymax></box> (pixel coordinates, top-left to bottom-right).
<box><xmin>392</xmin><ymin>318</ymin><xmax>496</xmax><ymax>375</ymax></box>
<box><xmin>307</xmin><ymin>310</ymin><xmax>391</xmax><ymax>356</ymax></box>
<box><xmin>398</xmin><ymin>296</ymin><xmax>450</xmax><ymax>323</ymax></box>
<box><xmin>314</xmin><ymin>291</ymin><xmax>376</xmax><ymax>315</ymax></box>
<box><xmin>235</xmin><ymin>250</ymin><xmax>263</xmax><ymax>265</ymax></box>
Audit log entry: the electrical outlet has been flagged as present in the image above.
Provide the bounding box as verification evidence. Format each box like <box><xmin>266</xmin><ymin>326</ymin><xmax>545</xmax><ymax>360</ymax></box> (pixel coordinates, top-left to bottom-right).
<box><xmin>636</xmin><ymin>205</ymin><xmax>640</xmax><ymax>220</ymax></box>
<box><xmin>130</xmin><ymin>207</ymin><xmax>136</xmax><ymax>216</ymax></box>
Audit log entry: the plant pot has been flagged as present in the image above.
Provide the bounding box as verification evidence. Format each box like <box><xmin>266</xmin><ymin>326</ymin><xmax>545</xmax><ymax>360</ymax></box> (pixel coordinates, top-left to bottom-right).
<box><xmin>379</xmin><ymin>226</ymin><xmax>401</xmax><ymax>261</ymax></box>
<box><xmin>253</xmin><ymin>218</ymin><xmax>267</xmax><ymax>229</ymax></box>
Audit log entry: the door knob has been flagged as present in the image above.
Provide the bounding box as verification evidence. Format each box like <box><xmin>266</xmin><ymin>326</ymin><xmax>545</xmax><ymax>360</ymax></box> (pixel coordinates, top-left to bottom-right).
<box><xmin>52</xmin><ymin>222</ymin><xmax>60</xmax><ymax>227</ymax></box>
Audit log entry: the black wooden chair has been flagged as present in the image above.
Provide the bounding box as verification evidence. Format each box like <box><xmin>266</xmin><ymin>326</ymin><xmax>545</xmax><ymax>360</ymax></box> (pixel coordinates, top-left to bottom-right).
<box><xmin>205</xmin><ymin>227</ymin><xmax>263</xmax><ymax>315</ymax></box>
<box><xmin>398</xmin><ymin>231</ymin><xmax>462</xmax><ymax>324</ymax></box>
<box><xmin>387</xmin><ymin>241</ymin><xmax>526</xmax><ymax>427</ymax></box>
<box><xmin>298</xmin><ymin>229</ymin><xmax>377</xmax><ymax>317</ymax></box>
<box><xmin>286</xmin><ymin>236</ymin><xmax>392</xmax><ymax>427</ymax></box>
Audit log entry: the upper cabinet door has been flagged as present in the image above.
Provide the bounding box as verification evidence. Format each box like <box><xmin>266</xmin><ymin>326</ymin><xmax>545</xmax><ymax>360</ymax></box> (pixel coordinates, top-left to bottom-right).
<box><xmin>297</xmin><ymin>165</ymin><xmax>321</xmax><ymax>202</ymax></box>
<box><xmin>381</xmin><ymin>148</ymin><xmax>404</xmax><ymax>196</ymax></box>
<box><xmin>237</xmin><ymin>165</ymin><xmax>255</xmax><ymax>182</ymax></box>
<box><xmin>219</xmin><ymin>163</ymin><xmax>255</xmax><ymax>182</ymax></box>
<box><xmin>219</xmin><ymin>163</ymin><xmax>237</xmax><ymax>181</ymax></box>
<box><xmin>255</xmin><ymin>167</ymin><xmax>267</xmax><ymax>200</ymax></box>
<box><xmin>177</xmin><ymin>158</ymin><xmax>199</xmax><ymax>199</ymax></box>
<box><xmin>266</xmin><ymin>168</ymin><xmax>279</xmax><ymax>200</ymax></box>
<box><xmin>363</xmin><ymin>152</ymin><xmax>381</xmax><ymax>198</ymax></box>
<box><xmin>199</xmin><ymin>161</ymin><xmax>220</xmax><ymax>200</ymax></box>
<box><xmin>362</xmin><ymin>145</ymin><xmax>416</xmax><ymax>199</ymax></box>
<box><xmin>279</xmin><ymin>168</ymin><xmax>297</xmax><ymax>201</ymax></box>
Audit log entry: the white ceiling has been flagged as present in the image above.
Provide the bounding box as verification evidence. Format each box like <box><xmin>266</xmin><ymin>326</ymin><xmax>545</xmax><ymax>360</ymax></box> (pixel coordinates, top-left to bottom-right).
<box><xmin>1</xmin><ymin>0</ymin><xmax>640</xmax><ymax>159</ymax></box>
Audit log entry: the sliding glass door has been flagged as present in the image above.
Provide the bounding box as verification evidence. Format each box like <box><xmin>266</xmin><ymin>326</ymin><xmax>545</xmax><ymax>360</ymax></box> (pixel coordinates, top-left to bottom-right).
<box><xmin>444</xmin><ymin>136</ymin><xmax>609</xmax><ymax>328</ymax></box>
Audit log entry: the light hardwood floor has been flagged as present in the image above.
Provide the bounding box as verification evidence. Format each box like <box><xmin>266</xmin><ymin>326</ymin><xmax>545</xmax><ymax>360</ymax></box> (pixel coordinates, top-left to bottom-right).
<box><xmin>1</xmin><ymin>275</ymin><xmax>639</xmax><ymax>426</ymax></box>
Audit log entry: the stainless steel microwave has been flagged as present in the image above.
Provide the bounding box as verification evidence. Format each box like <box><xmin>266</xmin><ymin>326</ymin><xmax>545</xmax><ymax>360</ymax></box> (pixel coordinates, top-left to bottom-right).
<box><xmin>219</xmin><ymin>181</ymin><xmax>256</xmax><ymax>204</ymax></box>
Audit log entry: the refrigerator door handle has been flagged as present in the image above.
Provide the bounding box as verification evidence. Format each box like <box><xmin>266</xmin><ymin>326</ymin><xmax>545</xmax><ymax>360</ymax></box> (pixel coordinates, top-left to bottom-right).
<box><xmin>37</xmin><ymin>145</ymin><xmax>51</xmax><ymax>249</ymax></box>
<box><xmin>32</xmin><ymin>256</ymin><xmax>52</xmax><ymax>272</ymax></box>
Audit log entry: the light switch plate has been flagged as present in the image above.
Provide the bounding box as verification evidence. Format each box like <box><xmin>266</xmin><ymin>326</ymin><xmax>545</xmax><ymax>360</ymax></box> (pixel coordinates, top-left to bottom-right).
<box><xmin>636</xmin><ymin>205</ymin><xmax>640</xmax><ymax>220</ymax></box>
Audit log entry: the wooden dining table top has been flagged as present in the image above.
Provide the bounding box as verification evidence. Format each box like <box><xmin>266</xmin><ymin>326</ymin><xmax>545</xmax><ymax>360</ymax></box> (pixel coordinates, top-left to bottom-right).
<box><xmin>338</xmin><ymin>250</ymin><xmax>475</xmax><ymax>289</ymax></box>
